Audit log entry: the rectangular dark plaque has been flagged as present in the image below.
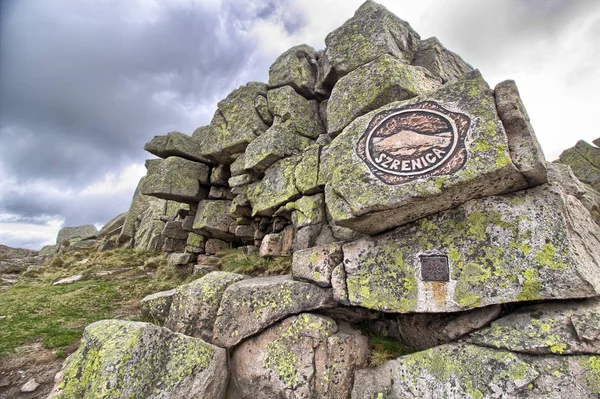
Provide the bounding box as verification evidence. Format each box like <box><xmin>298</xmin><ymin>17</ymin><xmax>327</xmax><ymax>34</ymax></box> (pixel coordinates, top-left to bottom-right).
<box><xmin>420</xmin><ymin>255</ymin><xmax>449</xmax><ymax>281</ymax></box>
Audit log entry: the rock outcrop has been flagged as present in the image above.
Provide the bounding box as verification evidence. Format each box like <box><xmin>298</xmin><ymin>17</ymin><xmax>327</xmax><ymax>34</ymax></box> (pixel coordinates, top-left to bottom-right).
<box><xmin>50</xmin><ymin>2</ymin><xmax>600</xmax><ymax>398</ymax></box>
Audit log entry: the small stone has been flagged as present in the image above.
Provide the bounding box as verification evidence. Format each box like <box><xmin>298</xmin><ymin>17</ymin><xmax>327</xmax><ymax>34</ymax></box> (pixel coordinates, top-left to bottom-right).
<box><xmin>167</xmin><ymin>252</ymin><xmax>194</xmax><ymax>266</ymax></box>
<box><xmin>228</xmin><ymin>174</ymin><xmax>255</xmax><ymax>188</ymax></box>
<box><xmin>208</xmin><ymin>186</ymin><xmax>234</xmax><ymax>200</ymax></box>
<box><xmin>20</xmin><ymin>378</ymin><xmax>39</xmax><ymax>393</ymax></box>
<box><xmin>292</xmin><ymin>242</ymin><xmax>343</xmax><ymax>287</ymax></box>
<box><xmin>331</xmin><ymin>264</ymin><xmax>349</xmax><ymax>305</ymax></box>
<box><xmin>259</xmin><ymin>233</ymin><xmax>283</xmax><ymax>258</ymax></box>
<box><xmin>192</xmin><ymin>264</ymin><xmax>217</xmax><ymax>276</ymax></box>
<box><xmin>235</xmin><ymin>225</ymin><xmax>255</xmax><ymax>240</ymax></box>
<box><xmin>53</xmin><ymin>275</ymin><xmax>83</xmax><ymax>285</ymax></box>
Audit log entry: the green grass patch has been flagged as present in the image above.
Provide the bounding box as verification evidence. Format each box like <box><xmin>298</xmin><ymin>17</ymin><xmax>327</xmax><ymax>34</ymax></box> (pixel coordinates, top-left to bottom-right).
<box><xmin>366</xmin><ymin>333</ymin><xmax>414</xmax><ymax>367</ymax></box>
<box><xmin>216</xmin><ymin>249</ymin><xmax>291</xmax><ymax>276</ymax></box>
<box><xmin>0</xmin><ymin>248</ymin><xmax>194</xmax><ymax>357</ymax></box>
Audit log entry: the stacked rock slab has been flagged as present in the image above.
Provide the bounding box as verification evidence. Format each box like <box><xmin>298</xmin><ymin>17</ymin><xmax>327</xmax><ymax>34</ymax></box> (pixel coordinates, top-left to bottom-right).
<box><xmin>54</xmin><ymin>1</ymin><xmax>600</xmax><ymax>398</ymax></box>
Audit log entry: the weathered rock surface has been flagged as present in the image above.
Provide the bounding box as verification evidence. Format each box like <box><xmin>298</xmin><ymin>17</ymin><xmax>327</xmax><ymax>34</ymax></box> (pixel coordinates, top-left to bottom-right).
<box><xmin>268</xmin><ymin>44</ymin><xmax>318</xmax><ymax>98</ymax></box>
<box><xmin>97</xmin><ymin>212</ymin><xmax>127</xmax><ymax>240</ymax></box>
<box><xmin>295</xmin><ymin>145</ymin><xmax>321</xmax><ymax>195</ymax></box>
<box><xmin>140</xmin><ymin>289</ymin><xmax>176</xmax><ymax>325</ymax></box>
<box><xmin>397</xmin><ymin>304</ymin><xmax>502</xmax><ymax>350</ymax></box>
<box><xmin>342</xmin><ymin>183</ymin><xmax>600</xmax><ymax>313</ymax></box>
<box><xmin>48</xmin><ymin>320</ymin><xmax>228</xmax><ymax>399</ymax></box>
<box><xmin>213</xmin><ymin>275</ymin><xmax>336</xmax><ymax>347</ymax></box>
<box><xmin>559</xmin><ymin>140</ymin><xmax>600</xmax><ymax>191</ymax></box>
<box><xmin>292</xmin><ymin>242</ymin><xmax>343</xmax><ymax>287</ymax></box>
<box><xmin>193</xmin><ymin>200</ymin><xmax>235</xmax><ymax>241</ymax></box>
<box><xmin>548</xmin><ymin>162</ymin><xmax>600</xmax><ymax>225</ymax></box>
<box><xmin>144</xmin><ymin>131</ymin><xmax>213</xmax><ymax>164</ymax></box>
<box><xmin>267</xmin><ymin>85</ymin><xmax>324</xmax><ymax>139</ymax></box>
<box><xmin>290</xmin><ymin>193</ymin><xmax>326</xmax><ymax>228</ymax></box>
<box><xmin>495</xmin><ymin>79</ymin><xmax>547</xmax><ymax>186</ymax></box>
<box><xmin>164</xmin><ymin>272</ymin><xmax>246</xmax><ymax>342</ymax></box>
<box><xmin>327</xmin><ymin>54</ymin><xmax>441</xmax><ymax>135</ymax></box>
<box><xmin>194</xmin><ymin>82</ymin><xmax>269</xmax><ymax>164</ymax></box>
<box><xmin>141</xmin><ymin>156</ymin><xmax>210</xmax><ymax>203</ymax></box>
<box><xmin>464</xmin><ymin>298</ymin><xmax>600</xmax><ymax>355</ymax></box>
<box><xmin>411</xmin><ymin>37</ymin><xmax>473</xmax><ymax>83</ymax></box>
<box><xmin>323</xmin><ymin>0</ymin><xmax>420</xmax><ymax>78</ymax></box>
<box><xmin>56</xmin><ymin>225</ymin><xmax>97</xmax><ymax>245</ymax></box>
<box><xmin>322</xmin><ymin>71</ymin><xmax>529</xmax><ymax>235</ymax></box>
<box><xmin>230</xmin><ymin>313</ymin><xmax>369</xmax><ymax>399</ymax></box>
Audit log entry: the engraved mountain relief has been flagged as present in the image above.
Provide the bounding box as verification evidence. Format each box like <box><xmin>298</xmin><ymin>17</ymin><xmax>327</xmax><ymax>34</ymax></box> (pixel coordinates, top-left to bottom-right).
<box><xmin>357</xmin><ymin>101</ymin><xmax>470</xmax><ymax>185</ymax></box>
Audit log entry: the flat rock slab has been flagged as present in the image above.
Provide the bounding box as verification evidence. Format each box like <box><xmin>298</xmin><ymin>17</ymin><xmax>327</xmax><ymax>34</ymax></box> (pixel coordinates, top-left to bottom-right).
<box><xmin>341</xmin><ymin>183</ymin><xmax>600</xmax><ymax>313</ymax></box>
<box><xmin>193</xmin><ymin>200</ymin><xmax>235</xmax><ymax>241</ymax></box>
<box><xmin>57</xmin><ymin>225</ymin><xmax>97</xmax><ymax>245</ymax></box>
<box><xmin>48</xmin><ymin>320</ymin><xmax>228</xmax><ymax>399</ymax></box>
<box><xmin>213</xmin><ymin>275</ymin><xmax>336</xmax><ymax>347</ymax></box>
<box><xmin>141</xmin><ymin>156</ymin><xmax>210</xmax><ymax>203</ymax></box>
<box><xmin>53</xmin><ymin>275</ymin><xmax>83</xmax><ymax>285</ymax></box>
<box><xmin>268</xmin><ymin>44</ymin><xmax>318</xmax><ymax>98</ymax></box>
<box><xmin>351</xmin><ymin>343</ymin><xmax>600</xmax><ymax>399</ymax></box>
<box><xmin>230</xmin><ymin>313</ymin><xmax>368</xmax><ymax>399</ymax></box>
<box><xmin>164</xmin><ymin>272</ymin><xmax>246</xmax><ymax>343</ymax></box>
<box><xmin>464</xmin><ymin>298</ymin><xmax>600</xmax><ymax>355</ymax></box>
<box><xmin>292</xmin><ymin>242</ymin><xmax>343</xmax><ymax>287</ymax></box>
<box><xmin>411</xmin><ymin>37</ymin><xmax>473</xmax><ymax>83</ymax></box>
<box><xmin>144</xmin><ymin>131</ymin><xmax>213</xmax><ymax>164</ymax></box>
<box><xmin>321</xmin><ymin>71</ymin><xmax>529</xmax><ymax>235</ymax></box>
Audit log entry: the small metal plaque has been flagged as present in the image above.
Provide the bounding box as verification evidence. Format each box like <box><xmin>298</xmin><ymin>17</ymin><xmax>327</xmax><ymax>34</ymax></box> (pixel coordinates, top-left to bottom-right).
<box><xmin>421</xmin><ymin>256</ymin><xmax>449</xmax><ymax>281</ymax></box>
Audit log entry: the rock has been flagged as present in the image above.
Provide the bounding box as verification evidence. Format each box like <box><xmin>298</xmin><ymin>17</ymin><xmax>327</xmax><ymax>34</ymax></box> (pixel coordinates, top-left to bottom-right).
<box><xmin>39</xmin><ymin>244</ymin><xmax>59</xmax><ymax>257</ymax></box>
<box><xmin>144</xmin><ymin>131</ymin><xmax>213</xmax><ymax>164</ymax></box>
<box><xmin>193</xmin><ymin>200</ymin><xmax>235</xmax><ymax>241</ymax></box>
<box><xmin>235</xmin><ymin>224</ymin><xmax>255</xmax><ymax>240</ymax></box>
<box><xmin>230</xmin><ymin>314</ymin><xmax>368</xmax><ymax>399</ymax></box>
<box><xmin>495</xmin><ymin>79</ymin><xmax>548</xmax><ymax>186</ymax></box>
<box><xmin>57</xmin><ymin>225</ymin><xmax>97</xmax><ymax>245</ymax></box>
<box><xmin>228</xmin><ymin>173</ymin><xmax>255</xmax><ymax>188</ymax></box>
<box><xmin>258</xmin><ymin>226</ymin><xmax>294</xmax><ymax>257</ymax></box>
<box><xmin>243</xmin><ymin>123</ymin><xmax>312</xmax><ymax>173</ymax></box>
<box><xmin>195</xmin><ymin>82</ymin><xmax>269</xmax><ymax>164</ymax></box>
<box><xmin>141</xmin><ymin>156</ymin><xmax>210</xmax><ymax>203</ymax></box>
<box><xmin>166</xmin><ymin>252</ymin><xmax>194</xmax><ymax>266</ymax></box>
<box><xmin>213</xmin><ymin>275</ymin><xmax>336</xmax><ymax>347</ymax></box>
<box><xmin>294</xmin><ymin>145</ymin><xmax>321</xmax><ymax>195</ymax></box>
<box><xmin>161</xmin><ymin>221</ymin><xmax>187</xmax><ymax>240</ymax></box>
<box><xmin>20</xmin><ymin>378</ymin><xmax>39</xmax><ymax>393</ymax></box>
<box><xmin>210</xmin><ymin>164</ymin><xmax>230</xmax><ymax>186</ymax></box>
<box><xmin>351</xmin><ymin>343</ymin><xmax>538</xmax><ymax>399</ymax></box>
<box><xmin>135</xmin><ymin>220</ymin><xmax>165</xmax><ymax>252</ymax></box>
<box><xmin>193</xmin><ymin>264</ymin><xmax>217</xmax><ymax>276</ymax></box>
<box><xmin>119</xmin><ymin>176</ymin><xmax>150</xmax><ymax>242</ymax></box>
<box><xmin>162</xmin><ymin>237</ymin><xmax>186</xmax><ymax>253</ymax></box>
<box><xmin>97</xmin><ymin>212</ymin><xmax>127</xmax><ymax>239</ymax></box>
<box><xmin>140</xmin><ymin>289</ymin><xmax>176</xmax><ymax>325</ymax></box>
<box><xmin>164</xmin><ymin>272</ymin><xmax>246</xmax><ymax>342</ymax></box>
<box><xmin>341</xmin><ymin>183</ymin><xmax>600</xmax><ymax>313</ymax></box>
<box><xmin>254</xmin><ymin>94</ymin><xmax>273</xmax><ymax>125</ymax></box>
<box><xmin>411</xmin><ymin>37</ymin><xmax>473</xmax><ymax>83</ymax></box>
<box><xmin>204</xmin><ymin>238</ymin><xmax>230</xmax><ymax>254</ymax></box>
<box><xmin>594</xmin><ymin>137</ymin><xmax>600</xmax><ymax>147</ymax></box>
<box><xmin>268</xmin><ymin>44</ymin><xmax>318</xmax><ymax>98</ymax></box>
<box><xmin>292</xmin><ymin>242</ymin><xmax>343</xmax><ymax>287</ymax></box>
<box><xmin>327</xmin><ymin>54</ymin><xmax>441</xmax><ymax>135</ymax></box>
<box><xmin>68</xmin><ymin>239</ymin><xmax>98</xmax><ymax>250</ymax></box>
<box><xmin>245</xmin><ymin>155</ymin><xmax>302</xmax><ymax>216</ymax></box>
<box><xmin>322</xmin><ymin>70</ymin><xmax>528</xmax><ymax>235</ymax></box>
<box><xmin>293</xmin><ymin>224</ymin><xmax>322</xmax><ymax>251</ymax></box>
<box><xmin>208</xmin><ymin>186</ymin><xmax>234</xmax><ymax>200</ymax></box>
<box><xmin>398</xmin><ymin>304</ymin><xmax>502</xmax><ymax>350</ymax></box>
<box><xmin>559</xmin><ymin>140</ymin><xmax>600</xmax><ymax>191</ymax></box>
<box><xmin>331</xmin><ymin>264</ymin><xmax>349</xmax><ymax>305</ymax></box>
<box><xmin>53</xmin><ymin>275</ymin><xmax>83</xmax><ymax>285</ymax></box>
<box><xmin>267</xmin><ymin>85</ymin><xmax>324</xmax><ymax>139</ymax></box>
<box><xmin>48</xmin><ymin>320</ymin><xmax>228</xmax><ymax>399</ymax></box>
<box><xmin>291</xmin><ymin>193</ymin><xmax>325</xmax><ymax>228</ymax></box>
<box><xmin>464</xmin><ymin>298</ymin><xmax>600</xmax><ymax>355</ymax></box>
<box><xmin>323</xmin><ymin>0</ymin><xmax>420</xmax><ymax>78</ymax></box>
<box><xmin>548</xmin><ymin>163</ymin><xmax>600</xmax><ymax>225</ymax></box>
<box><xmin>186</xmin><ymin>233</ymin><xmax>206</xmax><ymax>253</ymax></box>
<box><xmin>315</xmin><ymin>50</ymin><xmax>337</xmax><ymax>96</ymax></box>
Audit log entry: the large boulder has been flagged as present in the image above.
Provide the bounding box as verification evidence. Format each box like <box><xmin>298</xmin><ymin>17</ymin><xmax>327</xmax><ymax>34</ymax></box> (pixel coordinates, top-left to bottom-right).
<box><xmin>56</xmin><ymin>225</ymin><xmax>98</xmax><ymax>245</ymax></box>
<box><xmin>327</xmin><ymin>54</ymin><xmax>441</xmax><ymax>135</ymax></box>
<box><xmin>192</xmin><ymin>200</ymin><xmax>236</xmax><ymax>241</ymax></box>
<box><xmin>194</xmin><ymin>82</ymin><xmax>270</xmax><ymax>164</ymax></box>
<box><xmin>267</xmin><ymin>85</ymin><xmax>324</xmax><ymax>139</ymax></box>
<box><xmin>141</xmin><ymin>156</ymin><xmax>210</xmax><ymax>203</ymax></box>
<box><xmin>230</xmin><ymin>313</ymin><xmax>369</xmax><ymax>399</ymax></box>
<box><xmin>164</xmin><ymin>272</ymin><xmax>246</xmax><ymax>342</ymax></box>
<box><xmin>341</xmin><ymin>183</ymin><xmax>600</xmax><ymax>313</ymax></box>
<box><xmin>495</xmin><ymin>79</ymin><xmax>547</xmax><ymax>186</ymax></box>
<box><xmin>213</xmin><ymin>275</ymin><xmax>336</xmax><ymax>347</ymax></box>
<box><xmin>351</xmin><ymin>343</ymin><xmax>600</xmax><ymax>398</ymax></box>
<box><xmin>464</xmin><ymin>298</ymin><xmax>600</xmax><ymax>355</ymax></box>
<box><xmin>140</xmin><ymin>289</ymin><xmax>176</xmax><ymax>325</ymax></box>
<box><xmin>411</xmin><ymin>37</ymin><xmax>473</xmax><ymax>83</ymax></box>
<box><xmin>268</xmin><ymin>44</ymin><xmax>318</xmax><ymax>98</ymax></box>
<box><xmin>292</xmin><ymin>242</ymin><xmax>343</xmax><ymax>287</ymax></box>
<box><xmin>322</xmin><ymin>0</ymin><xmax>420</xmax><ymax>79</ymax></box>
<box><xmin>559</xmin><ymin>140</ymin><xmax>600</xmax><ymax>191</ymax></box>
<box><xmin>321</xmin><ymin>71</ymin><xmax>530</xmax><ymax>235</ymax></box>
<box><xmin>97</xmin><ymin>212</ymin><xmax>127</xmax><ymax>240</ymax></box>
<box><xmin>48</xmin><ymin>320</ymin><xmax>229</xmax><ymax>399</ymax></box>
<box><xmin>144</xmin><ymin>131</ymin><xmax>213</xmax><ymax>164</ymax></box>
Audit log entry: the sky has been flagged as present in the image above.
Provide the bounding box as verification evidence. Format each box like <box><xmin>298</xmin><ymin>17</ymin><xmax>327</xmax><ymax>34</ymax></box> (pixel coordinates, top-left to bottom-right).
<box><xmin>1</xmin><ymin>0</ymin><xmax>599</xmax><ymax>250</ymax></box>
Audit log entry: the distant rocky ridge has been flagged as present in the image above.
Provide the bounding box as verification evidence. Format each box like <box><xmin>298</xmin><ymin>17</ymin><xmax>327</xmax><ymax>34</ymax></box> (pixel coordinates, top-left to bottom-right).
<box><xmin>45</xmin><ymin>1</ymin><xmax>600</xmax><ymax>398</ymax></box>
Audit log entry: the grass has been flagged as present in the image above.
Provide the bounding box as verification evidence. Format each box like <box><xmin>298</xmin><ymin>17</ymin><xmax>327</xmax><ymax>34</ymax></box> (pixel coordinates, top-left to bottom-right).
<box><xmin>361</xmin><ymin>327</ymin><xmax>414</xmax><ymax>367</ymax></box>
<box><xmin>216</xmin><ymin>248</ymin><xmax>292</xmax><ymax>276</ymax></box>
<box><xmin>0</xmin><ymin>247</ymin><xmax>194</xmax><ymax>357</ymax></box>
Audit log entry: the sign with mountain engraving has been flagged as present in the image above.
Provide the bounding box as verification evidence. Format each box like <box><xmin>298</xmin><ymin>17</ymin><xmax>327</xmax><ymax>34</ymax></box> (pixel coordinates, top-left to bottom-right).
<box><xmin>357</xmin><ymin>101</ymin><xmax>470</xmax><ymax>185</ymax></box>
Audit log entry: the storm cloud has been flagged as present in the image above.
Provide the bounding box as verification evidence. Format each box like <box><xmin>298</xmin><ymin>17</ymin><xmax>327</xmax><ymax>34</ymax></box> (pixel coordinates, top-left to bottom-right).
<box><xmin>1</xmin><ymin>0</ymin><xmax>599</xmax><ymax>249</ymax></box>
